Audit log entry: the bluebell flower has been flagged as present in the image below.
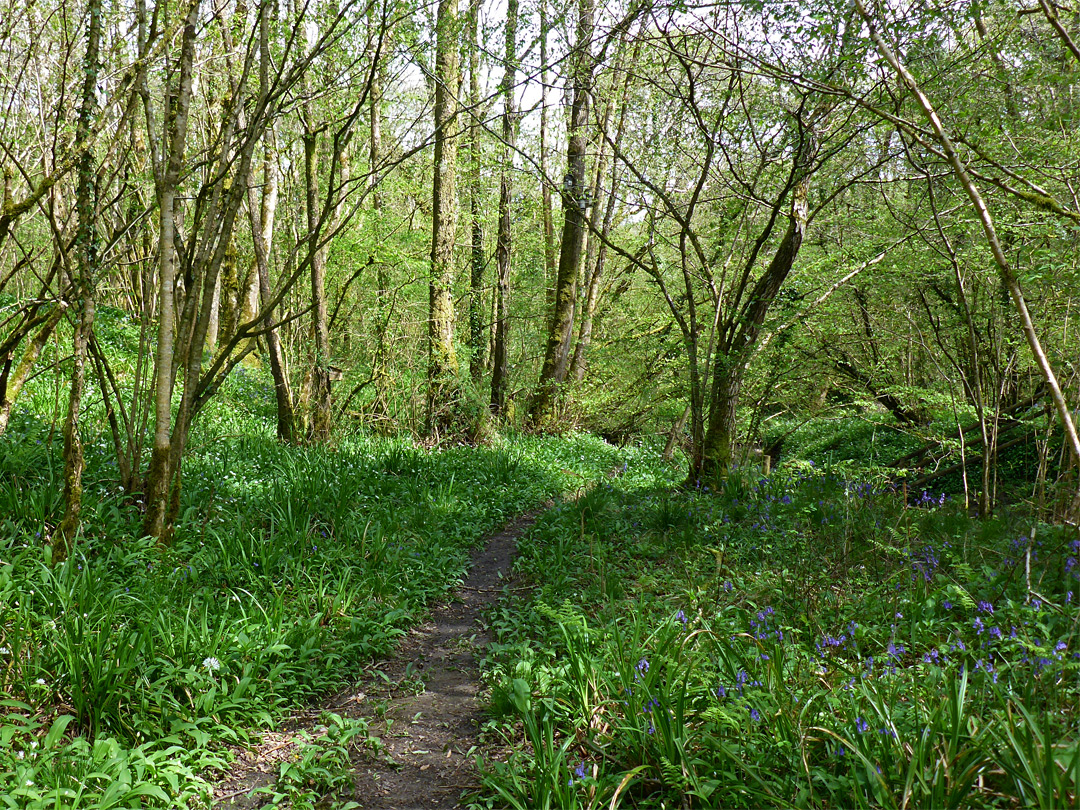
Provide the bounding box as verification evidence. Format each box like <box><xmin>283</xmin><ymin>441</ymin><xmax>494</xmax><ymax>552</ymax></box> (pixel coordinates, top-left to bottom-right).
<box><xmin>636</xmin><ymin>657</ymin><xmax>649</xmax><ymax>676</ymax></box>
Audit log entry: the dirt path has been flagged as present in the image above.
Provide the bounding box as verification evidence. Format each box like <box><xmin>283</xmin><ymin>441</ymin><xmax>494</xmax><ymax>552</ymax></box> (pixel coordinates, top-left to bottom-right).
<box><xmin>346</xmin><ymin>511</ymin><xmax>532</xmax><ymax>809</ymax></box>
<box><xmin>214</xmin><ymin>511</ymin><xmax>536</xmax><ymax>809</ymax></box>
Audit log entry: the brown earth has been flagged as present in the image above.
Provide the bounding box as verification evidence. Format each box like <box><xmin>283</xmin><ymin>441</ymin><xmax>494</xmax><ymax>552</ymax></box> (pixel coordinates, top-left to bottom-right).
<box><xmin>213</xmin><ymin>511</ymin><xmax>537</xmax><ymax>809</ymax></box>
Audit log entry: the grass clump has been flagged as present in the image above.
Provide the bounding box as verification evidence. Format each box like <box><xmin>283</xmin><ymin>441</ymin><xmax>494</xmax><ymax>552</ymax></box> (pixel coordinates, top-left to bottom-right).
<box><xmin>475</xmin><ymin>458</ymin><xmax>1080</xmax><ymax>809</ymax></box>
<box><xmin>0</xmin><ymin>380</ymin><xmax>624</xmax><ymax>808</ymax></box>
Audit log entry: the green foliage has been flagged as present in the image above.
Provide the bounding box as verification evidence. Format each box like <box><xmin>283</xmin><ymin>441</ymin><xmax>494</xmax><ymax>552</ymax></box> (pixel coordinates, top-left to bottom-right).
<box><xmin>0</xmin><ymin>374</ymin><xmax>626</xmax><ymax>808</ymax></box>
<box><xmin>475</xmin><ymin>459</ymin><xmax>1080</xmax><ymax>808</ymax></box>
<box><xmin>255</xmin><ymin>712</ymin><xmax>378</xmax><ymax>808</ymax></box>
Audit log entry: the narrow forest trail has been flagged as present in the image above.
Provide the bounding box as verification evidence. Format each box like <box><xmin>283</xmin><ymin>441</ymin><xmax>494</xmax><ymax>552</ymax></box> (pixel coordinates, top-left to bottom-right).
<box><xmin>346</xmin><ymin>511</ymin><xmax>530</xmax><ymax>808</ymax></box>
<box><xmin>214</xmin><ymin>511</ymin><xmax>537</xmax><ymax>809</ymax></box>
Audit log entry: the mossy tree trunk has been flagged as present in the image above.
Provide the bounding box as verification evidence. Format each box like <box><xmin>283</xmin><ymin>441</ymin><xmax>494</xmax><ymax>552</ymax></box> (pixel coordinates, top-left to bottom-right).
<box><xmin>696</xmin><ymin>163</ymin><xmax>815</xmax><ymax>485</ymax></box>
<box><xmin>54</xmin><ymin>0</ymin><xmax>103</xmax><ymax>561</ymax></box>
<box><xmin>427</xmin><ymin>0</ymin><xmax>461</xmax><ymax>435</ymax></box>
<box><xmin>529</xmin><ymin>0</ymin><xmax>593</xmax><ymax>428</ymax></box>
<box><xmin>489</xmin><ymin>0</ymin><xmax>518</xmax><ymax>418</ymax></box>
<box><xmin>466</xmin><ymin>0</ymin><xmax>485</xmax><ymax>385</ymax></box>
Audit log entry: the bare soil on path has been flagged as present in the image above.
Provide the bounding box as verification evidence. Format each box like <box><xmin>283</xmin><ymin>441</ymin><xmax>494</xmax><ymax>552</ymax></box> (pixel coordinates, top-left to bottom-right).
<box><xmin>214</xmin><ymin>511</ymin><xmax>536</xmax><ymax>809</ymax></box>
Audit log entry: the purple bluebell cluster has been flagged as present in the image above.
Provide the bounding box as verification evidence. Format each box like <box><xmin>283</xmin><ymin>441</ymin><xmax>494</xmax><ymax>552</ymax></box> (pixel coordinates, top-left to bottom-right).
<box><xmin>567</xmin><ymin>760</ymin><xmax>588</xmax><ymax>786</ymax></box>
<box><xmin>749</xmin><ymin>606</ymin><xmax>778</xmax><ymax>641</ymax></box>
<box><xmin>914</xmin><ymin>490</ymin><xmax>948</xmax><ymax>508</ymax></box>
<box><xmin>636</xmin><ymin>657</ymin><xmax>649</xmax><ymax>678</ymax></box>
<box><xmin>910</xmin><ymin>545</ymin><xmax>940</xmax><ymax>583</ymax></box>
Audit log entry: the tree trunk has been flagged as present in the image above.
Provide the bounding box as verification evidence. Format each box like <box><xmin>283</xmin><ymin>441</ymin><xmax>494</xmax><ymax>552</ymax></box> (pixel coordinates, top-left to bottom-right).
<box><xmin>539</xmin><ymin>0</ymin><xmax>556</xmax><ymax>318</ymax></box>
<box><xmin>239</xmin><ymin>140</ymin><xmax>278</xmax><ymax>366</ymax></box>
<box><xmin>490</xmin><ymin>0</ymin><xmax>518</xmax><ymax>417</ymax></box>
<box><xmin>53</xmin><ymin>0</ymin><xmax>103</xmax><ymax>561</ymax></box>
<box><xmin>248</xmin><ymin>142</ymin><xmax>295</xmax><ymax>444</ymax></box>
<box><xmin>305</xmin><ymin>129</ymin><xmax>332</xmax><ymax>442</ymax></box>
<box><xmin>205</xmin><ymin>271</ymin><xmax>221</xmax><ymax>355</ymax></box>
<box><xmin>370</xmin><ymin>22</ymin><xmax>391</xmax><ymax>420</ymax></box>
<box><xmin>466</xmin><ymin>0</ymin><xmax>485</xmax><ymax>384</ymax></box>
<box><xmin>698</xmin><ymin>137</ymin><xmax>816</xmax><ymax>483</ymax></box>
<box><xmin>218</xmin><ymin>233</ymin><xmax>239</xmax><ymax>348</ymax></box>
<box><xmin>663</xmin><ymin>403</ymin><xmax>691</xmax><ymax>462</ymax></box>
<box><xmin>427</xmin><ymin>0</ymin><xmax>461</xmax><ymax>435</ymax></box>
<box><xmin>529</xmin><ymin>0</ymin><xmax>593</xmax><ymax>428</ymax></box>
<box><xmin>143</xmin><ymin>1</ymin><xmax>200</xmax><ymax>542</ymax></box>
<box><xmin>569</xmin><ymin>51</ymin><xmax>632</xmax><ymax>382</ymax></box>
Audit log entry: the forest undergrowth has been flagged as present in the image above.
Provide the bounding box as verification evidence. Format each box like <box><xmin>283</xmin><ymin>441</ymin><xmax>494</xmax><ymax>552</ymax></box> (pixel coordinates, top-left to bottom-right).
<box><xmin>0</xmin><ymin>376</ymin><xmax>624</xmax><ymax>808</ymax></box>
<box><xmin>474</xmin><ymin>460</ymin><xmax>1080</xmax><ymax>809</ymax></box>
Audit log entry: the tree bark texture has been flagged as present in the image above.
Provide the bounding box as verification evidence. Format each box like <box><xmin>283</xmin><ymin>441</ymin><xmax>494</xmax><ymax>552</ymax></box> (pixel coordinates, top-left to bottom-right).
<box><xmin>427</xmin><ymin>0</ymin><xmax>461</xmax><ymax>435</ymax></box>
<box><xmin>490</xmin><ymin>0</ymin><xmax>518</xmax><ymax>417</ymax></box>
<box><xmin>530</xmin><ymin>0</ymin><xmax>593</xmax><ymax>428</ymax></box>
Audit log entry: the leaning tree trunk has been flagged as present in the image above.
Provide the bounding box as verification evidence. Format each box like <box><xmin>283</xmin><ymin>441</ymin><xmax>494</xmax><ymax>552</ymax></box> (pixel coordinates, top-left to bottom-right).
<box><xmin>698</xmin><ymin>128</ymin><xmax>818</xmax><ymax>484</ymax></box>
<box><xmin>427</xmin><ymin>0</ymin><xmax>462</xmax><ymax>435</ymax></box>
<box><xmin>529</xmin><ymin>0</ymin><xmax>593</xmax><ymax>428</ymax></box>
<box><xmin>0</xmin><ymin>303</ymin><xmax>67</xmax><ymax>436</ymax></box>
<box><xmin>856</xmin><ymin>0</ymin><xmax>1080</xmax><ymax>520</ymax></box>
<box><xmin>490</xmin><ymin>0</ymin><xmax>518</xmax><ymax>417</ymax></box>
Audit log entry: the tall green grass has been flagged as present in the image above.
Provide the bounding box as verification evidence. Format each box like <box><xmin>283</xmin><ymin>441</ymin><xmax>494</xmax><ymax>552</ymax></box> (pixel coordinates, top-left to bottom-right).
<box><xmin>0</xmin><ymin>363</ymin><xmax>625</xmax><ymax>808</ymax></box>
<box><xmin>476</xmin><ymin>462</ymin><xmax>1080</xmax><ymax>808</ymax></box>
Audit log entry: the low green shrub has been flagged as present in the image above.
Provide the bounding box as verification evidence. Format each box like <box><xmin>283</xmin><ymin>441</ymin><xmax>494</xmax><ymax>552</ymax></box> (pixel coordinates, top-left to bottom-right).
<box><xmin>475</xmin><ymin>462</ymin><xmax>1080</xmax><ymax>808</ymax></box>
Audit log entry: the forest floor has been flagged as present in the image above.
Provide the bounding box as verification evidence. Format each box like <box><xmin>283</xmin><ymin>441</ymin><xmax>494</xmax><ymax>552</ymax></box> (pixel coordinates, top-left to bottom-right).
<box><xmin>212</xmin><ymin>511</ymin><xmax>537</xmax><ymax>809</ymax></box>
